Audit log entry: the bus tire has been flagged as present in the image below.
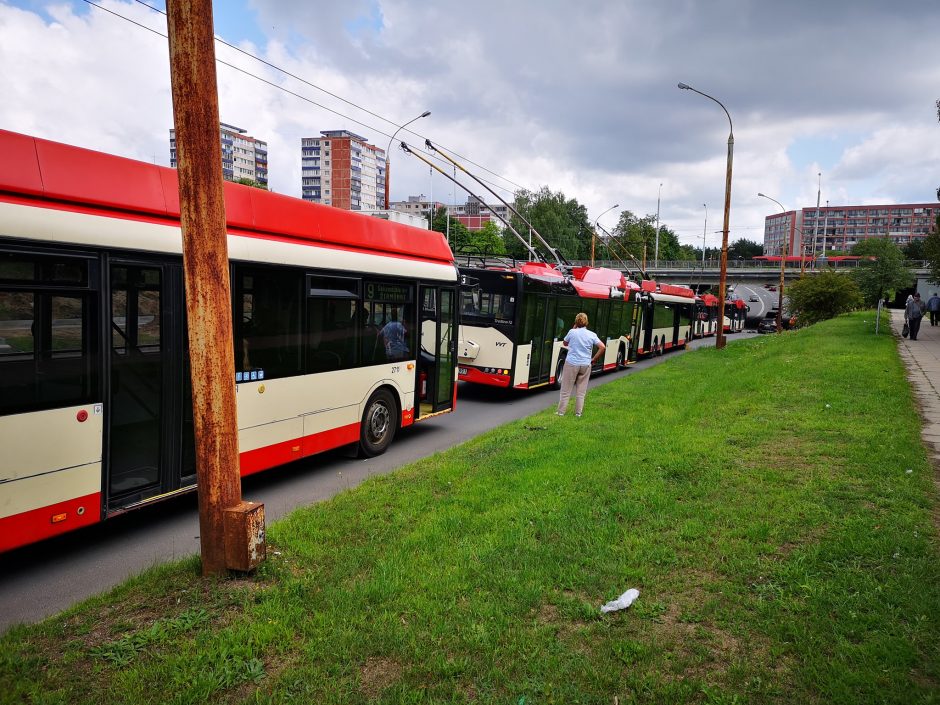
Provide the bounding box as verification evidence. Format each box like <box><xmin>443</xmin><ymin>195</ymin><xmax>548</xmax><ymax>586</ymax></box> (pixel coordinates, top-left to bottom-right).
<box><xmin>616</xmin><ymin>344</ymin><xmax>625</xmax><ymax>369</ymax></box>
<box><xmin>553</xmin><ymin>358</ymin><xmax>565</xmax><ymax>390</ymax></box>
<box><xmin>359</xmin><ymin>388</ymin><xmax>397</xmax><ymax>457</ymax></box>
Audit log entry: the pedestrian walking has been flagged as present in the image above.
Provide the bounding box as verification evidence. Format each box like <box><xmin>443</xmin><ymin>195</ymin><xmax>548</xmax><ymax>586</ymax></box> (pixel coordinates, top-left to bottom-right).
<box><xmin>556</xmin><ymin>312</ymin><xmax>605</xmax><ymax>418</ymax></box>
<box><xmin>905</xmin><ymin>293</ymin><xmax>926</xmax><ymax>341</ymax></box>
<box><xmin>926</xmin><ymin>292</ymin><xmax>940</xmax><ymax>327</ymax></box>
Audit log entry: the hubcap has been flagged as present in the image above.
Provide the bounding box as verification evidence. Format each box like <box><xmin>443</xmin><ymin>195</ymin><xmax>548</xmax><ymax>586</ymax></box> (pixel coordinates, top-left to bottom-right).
<box><xmin>368</xmin><ymin>402</ymin><xmax>390</xmax><ymax>444</ymax></box>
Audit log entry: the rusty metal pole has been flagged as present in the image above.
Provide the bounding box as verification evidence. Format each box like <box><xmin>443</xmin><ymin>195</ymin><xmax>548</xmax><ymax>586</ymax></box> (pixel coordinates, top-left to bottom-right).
<box><xmin>166</xmin><ymin>0</ymin><xmax>244</xmax><ymax>575</ymax></box>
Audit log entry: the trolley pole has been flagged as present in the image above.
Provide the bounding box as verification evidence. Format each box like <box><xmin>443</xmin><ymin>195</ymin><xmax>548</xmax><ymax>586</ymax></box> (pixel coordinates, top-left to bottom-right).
<box><xmin>167</xmin><ymin>0</ymin><xmax>261</xmax><ymax>576</ymax></box>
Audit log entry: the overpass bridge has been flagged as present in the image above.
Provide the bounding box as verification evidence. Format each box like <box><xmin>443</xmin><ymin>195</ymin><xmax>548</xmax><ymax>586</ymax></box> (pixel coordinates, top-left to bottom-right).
<box><xmin>572</xmin><ymin>259</ymin><xmax>932</xmax><ymax>291</ymax></box>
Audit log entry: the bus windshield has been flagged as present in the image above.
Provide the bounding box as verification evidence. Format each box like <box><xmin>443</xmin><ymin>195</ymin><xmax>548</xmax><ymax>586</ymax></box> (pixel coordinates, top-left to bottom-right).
<box><xmin>460</xmin><ymin>272</ymin><xmax>516</xmax><ymax>324</ymax></box>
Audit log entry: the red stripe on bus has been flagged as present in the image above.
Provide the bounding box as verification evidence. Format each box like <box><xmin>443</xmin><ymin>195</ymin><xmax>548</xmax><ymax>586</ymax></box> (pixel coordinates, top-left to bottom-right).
<box><xmin>458</xmin><ymin>367</ymin><xmax>511</xmax><ymax>387</ymax></box>
<box><xmin>239</xmin><ymin>423</ymin><xmax>361</xmax><ymax>476</ymax></box>
<box><xmin>603</xmin><ymin>363</ymin><xmax>617</xmax><ymax>370</ymax></box>
<box><xmin>0</xmin><ymin>492</ymin><xmax>101</xmax><ymax>553</ymax></box>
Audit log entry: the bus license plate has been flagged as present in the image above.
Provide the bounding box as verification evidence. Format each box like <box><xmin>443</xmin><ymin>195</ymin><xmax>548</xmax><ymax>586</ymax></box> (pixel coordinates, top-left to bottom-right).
<box><xmin>458</xmin><ymin>367</ymin><xmax>468</xmax><ymax>376</ymax></box>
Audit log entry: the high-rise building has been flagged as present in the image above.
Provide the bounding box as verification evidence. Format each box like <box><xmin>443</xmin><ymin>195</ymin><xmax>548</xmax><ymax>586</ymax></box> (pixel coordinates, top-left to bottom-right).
<box><xmin>169</xmin><ymin>123</ymin><xmax>268</xmax><ymax>187</ymax></box>
<box><xmin>763</xmin><ymin>202</ymin><xmax>937</xmax><ymax>256</ymax></box>
<box><xmin>301</xmin><ymin>131</ymin><xmax>385</xmax><ymax>210</ymax></box>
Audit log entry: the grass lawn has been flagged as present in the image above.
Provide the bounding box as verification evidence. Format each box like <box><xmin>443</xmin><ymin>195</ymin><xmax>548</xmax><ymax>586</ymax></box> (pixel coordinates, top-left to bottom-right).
<box><xmin>2</xmin><ymin>312</ymin><xmax>938</xmax><ymax>704</ymax></box>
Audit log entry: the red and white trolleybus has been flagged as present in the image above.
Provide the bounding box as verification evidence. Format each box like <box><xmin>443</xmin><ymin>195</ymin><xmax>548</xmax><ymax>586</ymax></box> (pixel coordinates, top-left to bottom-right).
<box><xmin>0</xmin><ymin>130</ymin><xmax>458</xmax><ymax>552</ymax></box>
<box><xmin>456</xmin><ymin>259</ymin><xmax>696</xmax><ymax>390</ymax></box>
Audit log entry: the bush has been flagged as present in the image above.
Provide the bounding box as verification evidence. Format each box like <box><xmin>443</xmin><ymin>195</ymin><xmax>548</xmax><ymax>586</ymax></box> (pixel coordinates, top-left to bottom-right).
<box><xmin>787</xmin><ymin>271</ymin><xmax>863</xmax><ymax>326</ymax></box>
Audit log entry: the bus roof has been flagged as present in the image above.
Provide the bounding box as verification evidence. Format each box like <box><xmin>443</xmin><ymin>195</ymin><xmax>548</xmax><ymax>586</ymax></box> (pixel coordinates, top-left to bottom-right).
<box><xmin>0</xmin><ymin>129</ymin><xmax>454</xmax><ymax>265</ymax></box>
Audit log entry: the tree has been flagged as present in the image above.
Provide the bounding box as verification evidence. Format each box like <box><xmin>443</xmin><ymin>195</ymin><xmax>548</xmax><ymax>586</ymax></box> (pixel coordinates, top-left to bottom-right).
<box><xmin>459</xmin><ymin>219</ymin><xmax>507</xmax><ymax>256</ymax></box>
<box><xmin>849</xmin><ymin>238</ymin><xmax>914</xmax><ymax>306</ymax></box>
<box><xmin>502</xmin><ymin>188</ymin><xmax>592</xmax><ymax>261</ymax></box>
<box><xmin>609</xmin><ymin>211</ymin><xmax>654</xmax><ymax>265</ymax></box>
<box><xmin>903</xmin><ymin>238</ymin><xmax>926</xmax><ymax>261</ymax></box>
<box><xmin>924</xmin><ymin>231</ymin><xmax>940</xmax><ymax>285</ymax></box>
<box><xmin>429</xmin><ymin>206</ymin><xmax>472</xmax><ymax>252</ymax></box>
<box><xmin>786</xmin><ymin>271</ymin><xmax>863</xmax><ymax>326</ymax></box>
<box><xmin>234</xmin><ymin>177</ymin><xmax>267</xmax><ymax>190</ymax></box>
<box><xmin>728</xmin><ymin>238</ymin><xmax>763</xmax><ymax>259</ymax></box>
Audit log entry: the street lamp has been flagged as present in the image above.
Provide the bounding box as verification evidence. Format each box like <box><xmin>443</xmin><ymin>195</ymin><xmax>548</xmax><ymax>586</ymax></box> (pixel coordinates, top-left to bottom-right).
<box><xmin>592</xmin><ymin>203</ymin><xmax>619</xmax><ymax>266</ymax></box>
<box><xmin>758</xmin><ymin>192</ymin><xmax>788</xmax><ymax>332</ymax></box>
<box><xmin>654</xmin><ymin>183</ymin><xmax>663</xmax><ymax>267</ymax></box>
<box><xmin>701</xmin><ymin>203</ymin><xmax>708</xmax><ymax>276</ymax></box>
<box><xmin>384</xmin><ymin>110</ymin><xmax>431</xmax><ymax>210</ymax></box>
<box><xmin>678</xmin><ymin>82</ymin><xmax>733</xmax><ymax>349</ymax></box>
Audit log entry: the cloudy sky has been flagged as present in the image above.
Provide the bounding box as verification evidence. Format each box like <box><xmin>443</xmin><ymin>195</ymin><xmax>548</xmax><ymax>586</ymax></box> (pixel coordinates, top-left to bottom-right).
<box><xmin>2</xmin><ymin>0</ymin><xmax>939</xmax><ymax>249</ymax></box>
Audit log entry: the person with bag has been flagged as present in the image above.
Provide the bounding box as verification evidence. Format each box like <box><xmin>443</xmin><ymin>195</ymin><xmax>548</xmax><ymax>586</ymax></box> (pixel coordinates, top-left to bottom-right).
<box><xmin>556</xmin><ymin>312</ymin><xmax>605</xmax><ymax>418</ymax></box>
<box><xmin>904</xmin><ymin>293</ymin><xmax>925</xmax><ymax>341</ymax></box>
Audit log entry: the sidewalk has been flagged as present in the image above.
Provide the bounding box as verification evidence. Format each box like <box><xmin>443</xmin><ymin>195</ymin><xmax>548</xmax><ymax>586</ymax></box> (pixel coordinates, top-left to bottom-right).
<box><xmin>890</xmin><ymin>308</ymin><xmax>940</xmax><ymax>463</ymax></box>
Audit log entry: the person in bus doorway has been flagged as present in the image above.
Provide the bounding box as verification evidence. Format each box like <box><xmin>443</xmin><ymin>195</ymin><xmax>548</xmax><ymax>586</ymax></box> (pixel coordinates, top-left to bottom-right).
<box><xmin>556</xmin><ymin>312</ymin><xmax>605</xmax><ymax>418</ymax></box>
<box><xmin>905</xmin><ymin>293</ymin><xmax>925</xmax><ymax>341</ymax></box>
<box><xmin>926</xmin><ymin>292</ymin><xmax>940</xmax><ymax>327</ymax></box>
<box><xmin>379</xmin><ymin>307</ymin><xmax>409</xmax><ymax>360</ymax></box>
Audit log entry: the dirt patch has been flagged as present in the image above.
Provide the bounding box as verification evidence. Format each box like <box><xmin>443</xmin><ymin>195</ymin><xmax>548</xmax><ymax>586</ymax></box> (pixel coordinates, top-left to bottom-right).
<box><xmin>360</xmin><ymin>656</ymin><xmax>404</xmax><ymax>698</ymax></box>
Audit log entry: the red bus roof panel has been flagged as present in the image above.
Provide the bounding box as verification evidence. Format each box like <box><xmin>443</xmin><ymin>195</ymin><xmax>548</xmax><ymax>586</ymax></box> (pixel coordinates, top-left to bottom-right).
<box><xmin>0</xmin><ymin>131</ymin><xmax>44</xmax><ymax>197</ymax></box>
<box><xmin>0</xmin><ymin>129</ymin><xmax>455</xmax><ymax>265</ymax></box>
<box><xmin>33</xmin><ymin>136</ymin><xmax>170</xmax><ymax>217</ymax></box>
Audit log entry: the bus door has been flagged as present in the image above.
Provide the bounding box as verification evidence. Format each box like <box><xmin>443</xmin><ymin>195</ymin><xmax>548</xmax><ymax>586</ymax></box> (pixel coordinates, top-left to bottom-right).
<box><xmin>594</xmin><ymin>300</ymin><xmax>610</xmax><ymax>371</ymax></box>
<box><xmin>107</xmin><ymin>259</ymin><xmax>193</xmax><ymax>511</ymax></box>
<box><xmin>523</xmin><ymin>293</ymin><xmax>555</xmax><ymax>387</ymax></box>
<box><xmin>417</xmin><ymin>284</ymin><xmax>456</xmax><ymax>416</ymax></box>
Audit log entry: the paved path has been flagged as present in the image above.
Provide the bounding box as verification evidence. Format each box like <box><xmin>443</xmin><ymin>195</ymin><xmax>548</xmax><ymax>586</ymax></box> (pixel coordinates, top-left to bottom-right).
<box><xmin>891</xmin><ymin>308</ymin><xmax>940</xmax><ymax>464</ymax></box>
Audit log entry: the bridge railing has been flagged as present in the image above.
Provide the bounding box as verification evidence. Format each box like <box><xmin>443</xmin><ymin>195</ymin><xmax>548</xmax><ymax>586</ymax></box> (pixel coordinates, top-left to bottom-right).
<box><xmin>572</xmin><ymin>259</ymin><xmax>930</xmax><ymax>272</ymax></box>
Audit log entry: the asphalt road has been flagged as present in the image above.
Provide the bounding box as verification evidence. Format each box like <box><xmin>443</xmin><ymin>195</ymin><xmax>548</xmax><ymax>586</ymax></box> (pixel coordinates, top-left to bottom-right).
<box><xmin>731</xmin><ymin>282</ymin><xmax>780</xmax><ymax>324</ymax></box>
<box><xmin>0</xmin><ymin>337</ymin><xmax>720</xmax><ymax>632</ymax></box>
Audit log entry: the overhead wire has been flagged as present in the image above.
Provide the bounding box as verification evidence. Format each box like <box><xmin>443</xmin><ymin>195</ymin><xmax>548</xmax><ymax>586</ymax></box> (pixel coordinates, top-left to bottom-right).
<box><xmin>122</xmin><ymin>0</ymin><xmax>528</xmax><ymax>195</ymax></box>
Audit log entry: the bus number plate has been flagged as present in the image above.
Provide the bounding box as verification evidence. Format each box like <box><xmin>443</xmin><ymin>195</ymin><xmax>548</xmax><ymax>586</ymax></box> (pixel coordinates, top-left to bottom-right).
<box><xmin>459</xmin><ymin>367</ymin><xmax>468</xmax><ymax>376</ymax></box>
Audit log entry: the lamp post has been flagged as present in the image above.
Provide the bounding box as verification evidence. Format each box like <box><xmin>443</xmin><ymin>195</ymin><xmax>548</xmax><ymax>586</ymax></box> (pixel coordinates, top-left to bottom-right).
<box><xmin>679</xmin><ymin>82</ymin><xmax>733</xmax><ymax>349</ymax></box>
<box><xmin>758</xmin><ymin>192</ymin><xmax>788</xmax><ymax>332</ymax></box>
<box><xmin>654</xmin><ymin>183</ymin><xmax>663</xmax><ymax>267</ymax></box>
<box><xmin>701</xmin><ymin>203</ymin><xmax>708</xmax><ymax>275</ymax></box>
<box><xmin>384</xmin><ymin>110</ymin><xmax>430</xmax><ymax>210</ymax></box>
<box><xmin>592</xmin><ymin>203</ymin><xmax>619</xmax><ymax>266</ymax></box>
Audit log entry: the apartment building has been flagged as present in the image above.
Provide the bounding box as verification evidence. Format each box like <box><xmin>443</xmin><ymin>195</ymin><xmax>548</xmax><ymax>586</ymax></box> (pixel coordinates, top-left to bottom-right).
<box><xmin>169</xmin><ymin>123</ymin><xmax>268</xmax><ymax>187</ymax></box>
<box><xmin>301</xmin><ymin>130</ymin><xmax>385</xmax><ymax>210</ymax></box>
<box><xmin>390</xmin><ymin>195</ymin><xmax>510</xmax><ymax>231</ymax></box>
<box><xmin>389</xmin><ymin>195</ymin><xmax>446</xmax><ymax>223</ymax></box>
<box><xmin>763</xmin><ymin>202</ymin><xmax>937</xmax><ymax>256</ymax></box>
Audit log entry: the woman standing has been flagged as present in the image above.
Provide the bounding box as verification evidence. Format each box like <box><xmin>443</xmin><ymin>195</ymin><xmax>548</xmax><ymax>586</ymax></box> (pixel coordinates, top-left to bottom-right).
<box><xmin>556</xmin><ymin>312</ymin><xmax>606</xmax><ymax>418</ymax></box>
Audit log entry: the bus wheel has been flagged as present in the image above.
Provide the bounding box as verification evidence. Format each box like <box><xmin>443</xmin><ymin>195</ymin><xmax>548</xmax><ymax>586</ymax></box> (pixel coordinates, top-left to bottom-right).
<box><xmin>616</xmin><ymin>345</ymin><xmax>625</xmax><ymax>369</ymax></box>
<box><xmin>553</xmin><ymin>358</ymin><xmax>565</xmax><ymax>390</ymax></box>
<box><xmin>360</xmin><ymin>389</ymin><xmax>397</xmax><ymax>457</ymax></box>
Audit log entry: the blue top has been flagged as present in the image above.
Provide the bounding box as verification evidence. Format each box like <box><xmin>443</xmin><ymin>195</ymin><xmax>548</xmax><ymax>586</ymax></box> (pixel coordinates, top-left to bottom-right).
<box><xmin>380</xmin><ymin>320</ymin><xmax>408</xmax><ymax>358</ymax></box>
<box><xmin>563</xmin><ymin>327</ymin><xmax>601</xmax><ymax>366</ymax></box>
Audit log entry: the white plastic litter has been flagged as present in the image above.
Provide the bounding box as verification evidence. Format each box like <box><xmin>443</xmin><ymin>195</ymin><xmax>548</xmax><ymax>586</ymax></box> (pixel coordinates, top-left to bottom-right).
<box><xmin>600</xmin><ymin>588</ymin><xmax>640</xmax><ymax>613</ymax></box>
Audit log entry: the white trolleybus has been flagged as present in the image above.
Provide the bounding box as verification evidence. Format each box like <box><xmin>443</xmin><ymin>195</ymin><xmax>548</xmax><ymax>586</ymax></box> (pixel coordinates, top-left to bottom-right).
<box><xmin>456</xmin><ymin>258</ymin><xmax>696</xmax><ymax>390</ymax></box>
<box><xmin>0</xmin><ymin>130</ymin><xmax>458</xmax><ymax>553</ymax></box>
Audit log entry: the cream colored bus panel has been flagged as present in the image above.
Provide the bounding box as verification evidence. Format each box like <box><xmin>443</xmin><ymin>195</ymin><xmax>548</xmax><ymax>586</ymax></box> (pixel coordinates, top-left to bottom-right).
<box><xmin>0</xmin><ymin>404</ymin><xmax>102</xmax><ymax>482</ymax></box>
<box><xmin>0</xmin><ymin>462</ymin><xmax>101</xmax><ymax>520</ymax></box>
<box><xmin>457</xmin><ymin>326</ymin><xmax>514</xmax><ymax>369</ymax></box>
<box><xmin>236</xmin><ymin>365</ymin><xmax>412</xmax><ymax>443</ymax></box>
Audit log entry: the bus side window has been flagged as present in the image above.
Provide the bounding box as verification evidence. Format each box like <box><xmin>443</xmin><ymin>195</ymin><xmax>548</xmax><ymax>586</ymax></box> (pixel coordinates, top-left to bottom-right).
<box><xmin>0</xmin><ymin>253</ymin><xmax>97</xmax><ymax>416</ymax></box>
<box><xmin>306</xmin><ymin>275</ymin><xmax>360</xmax><ymax>373</ymax></box>
<box><xmin>235</xmin><ymin>266</ymin><xmax>303</xmax><ymax>380</ymax></box>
